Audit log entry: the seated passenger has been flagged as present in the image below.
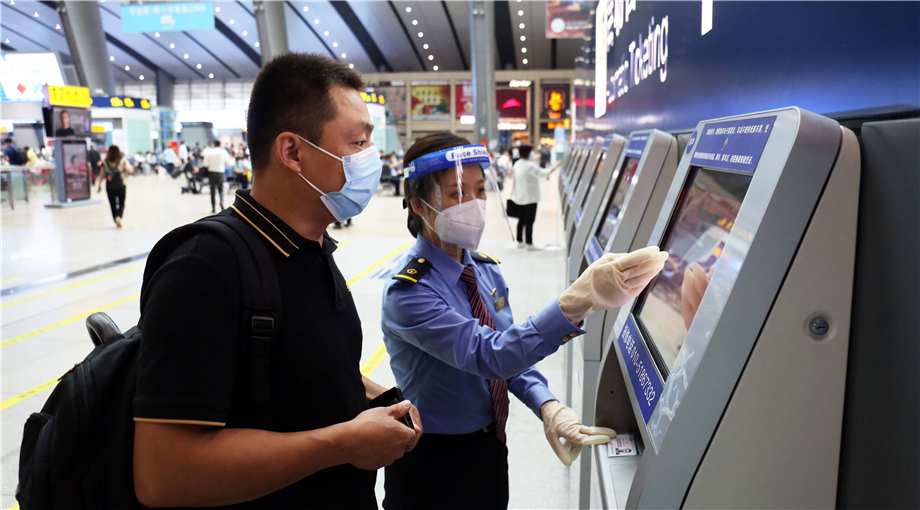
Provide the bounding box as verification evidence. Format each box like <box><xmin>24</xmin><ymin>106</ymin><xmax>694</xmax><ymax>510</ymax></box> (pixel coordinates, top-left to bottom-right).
<box><xmin>380</xmin><ymin>132</ymin><xmax>669</xmax><ymax>509</ymax></box>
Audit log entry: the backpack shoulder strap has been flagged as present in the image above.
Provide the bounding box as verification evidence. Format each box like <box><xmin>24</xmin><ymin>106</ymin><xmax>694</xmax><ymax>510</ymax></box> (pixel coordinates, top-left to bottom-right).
<box><xmin>141</xmin><ymin>213</ymin><xmax>281</xmax><ymax>429</ymax></box>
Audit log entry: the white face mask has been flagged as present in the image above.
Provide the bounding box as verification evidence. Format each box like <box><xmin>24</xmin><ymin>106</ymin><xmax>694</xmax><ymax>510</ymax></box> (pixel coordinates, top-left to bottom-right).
<box><xmin>421</xmin><ymin>198</ymin><xmax>487</xmax><ymax>251</ymax></box>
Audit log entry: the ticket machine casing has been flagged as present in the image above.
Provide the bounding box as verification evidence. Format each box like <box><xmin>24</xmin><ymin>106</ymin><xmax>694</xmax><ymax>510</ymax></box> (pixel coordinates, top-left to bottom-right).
<box><xmin>563</xmin><ymin>139</ymin><xmax>605</xmax><ymax>231</ymax></box>
<box><xmin>591</xmin><ymin>107</ymin><xmax>859</xmax><ymax>509</ymax></box>
<box><xmin>565</xmin><ymin>129</ymin><xmax>677</xmax><ymax>508</ymax></box>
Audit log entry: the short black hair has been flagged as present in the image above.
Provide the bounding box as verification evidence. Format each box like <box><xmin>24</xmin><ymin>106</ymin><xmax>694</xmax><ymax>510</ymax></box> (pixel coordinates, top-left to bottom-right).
<box><xmin>247</xmin><ymin>53</ymin><xmax>365</xmax><ymax>175</ymax></box>
<box><xmin>213</xmin><ymin>140</ymin><xmax>221</xmax><ymax>147</ymax></box>
<box><xmin>403</xmin><ymin>132</ymin><xmax>472</xmax><ymax>238</ymax></box>
<box><xmin>4</xmin><ymin>139</ymin><xmax>12</xmax><ymax>145</ymax></box>
<box><xmin>518</xmin><ymin>144</ymin><xmax>533</xmax><ymax>159</ymax></box>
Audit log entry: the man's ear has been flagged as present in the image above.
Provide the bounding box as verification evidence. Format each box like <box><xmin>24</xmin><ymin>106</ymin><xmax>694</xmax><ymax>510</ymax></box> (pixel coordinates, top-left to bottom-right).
<box><xmin>274</xmin><ymin>132</ymin><xmax>303</xmax><ymax>174</ymax></box>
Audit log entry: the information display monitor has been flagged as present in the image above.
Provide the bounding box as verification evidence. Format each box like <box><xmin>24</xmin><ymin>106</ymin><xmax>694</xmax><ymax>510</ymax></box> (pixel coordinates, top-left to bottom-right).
<box><xmin>593</xmin><ymin>157</ymin><xmax>639</xmax><ymax>251</ymax></box>
<box><xmin>635</xmin><ymin>166</ymin><xmax>752</xmax><ymax>372</ymax></box>
<box><xmin>574</xmin><ymin>147</ymin><xmax>608</xmax><ymax>228</ymax></box>
<box><xmin>565</xmin><ymin>140</ymin><xmax>593</xmax><ymax>201</ymax></box>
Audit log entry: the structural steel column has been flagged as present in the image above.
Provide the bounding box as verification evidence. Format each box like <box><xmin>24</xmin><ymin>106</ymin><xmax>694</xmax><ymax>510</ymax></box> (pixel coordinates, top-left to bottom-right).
<box><xmin>254</xmin><ymin>0</ymin><xmax>289</xmax><ymax>65</ymax></box>
<box><xmin>156</xmin><ymin>70</ymin><xmax>175</xmax><ymax>109</ymax></box>
<box><xmin>58</xmin><ymin>1</ymin><xmax>116</xmax><ymax>95</ymax></box>
<box><xmin>470</xmin><ymin>1</ymin><xmax>497</xmax><ymax>149</ymax></box>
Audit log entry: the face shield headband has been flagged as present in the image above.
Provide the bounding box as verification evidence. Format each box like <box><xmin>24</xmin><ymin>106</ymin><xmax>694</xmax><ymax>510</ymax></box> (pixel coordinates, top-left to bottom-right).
<box><xmin>406</xmin><ymin>144</ymin><xmax>492</xmax><ymax>181</ymax></box>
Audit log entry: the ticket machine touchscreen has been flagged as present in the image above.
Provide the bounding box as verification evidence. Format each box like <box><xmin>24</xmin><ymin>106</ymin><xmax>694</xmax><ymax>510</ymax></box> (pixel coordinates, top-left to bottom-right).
<box><xmin>593</xmin><ymin>157</ymin><xmax>640</xmax><ymax>250</ymax></box>
<box><xmin>634</xmin><ymin>166</ymin><xmax>752</xmax><ymax>372</ymax></box>
<box><xmin>575</xmin><ymin>151</ymin><xmax>607</xmax><ymax>226</ymax></box>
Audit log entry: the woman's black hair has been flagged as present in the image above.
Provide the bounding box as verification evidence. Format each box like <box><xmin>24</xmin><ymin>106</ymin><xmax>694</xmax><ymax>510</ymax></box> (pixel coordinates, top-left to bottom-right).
<box><xmin>402</xmin><ymin>132</ymin><xmax>471</xmax><ymax>238</ymax></box>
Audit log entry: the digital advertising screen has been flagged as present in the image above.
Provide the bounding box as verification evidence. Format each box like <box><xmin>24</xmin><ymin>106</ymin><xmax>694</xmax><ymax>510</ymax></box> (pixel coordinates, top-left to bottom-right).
<box><xmin>594</xmin><ymin>157</ymin><xmax>639</xmax><ymax>249</ymax></box>
<box><xmin>635</xmin><ymin>167</ymin><xmax>753</xmax><ymax>373</ymax></box>
<box><xmin>410</xmin><ymin>85</ymin><xmax>450</xmax><ymax>121</ymax></box>
<box><xmin>61</xmin><ymin>141</ymin><xmax>90</xmax><ymax>201</ymax></box>
<box><xmin>50</xmin><ymin>106</ymin><xmax>91</xmax><ymax>138</ymax></box>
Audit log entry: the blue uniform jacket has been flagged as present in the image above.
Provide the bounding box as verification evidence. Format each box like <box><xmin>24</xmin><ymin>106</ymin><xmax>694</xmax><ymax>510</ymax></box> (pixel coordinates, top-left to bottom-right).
<box><xmin>381</xmin><ymin>235</ymin><xmax>585</xmax><ymax>434</ymax></box>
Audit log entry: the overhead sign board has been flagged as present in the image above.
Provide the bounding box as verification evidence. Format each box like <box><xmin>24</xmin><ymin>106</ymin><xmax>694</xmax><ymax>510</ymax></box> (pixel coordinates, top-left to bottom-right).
<box><xmin>0</xmin><ymin>53</ymin><xmax>66</xmax><ymax>102</ymax></box>
<box><xmin>92</xmin><ymin>95</ymin><xmax>153</xmax><ymax>110</ymax></box>
<box><xmin>44</xmin><ymin>85</ymin><xmax>92</xmax><ymax>108</ymax></box>
<box><xmin>121</xmin><ymin>2</ymin><xmax>214</xmax><ymax>33</ymax></box>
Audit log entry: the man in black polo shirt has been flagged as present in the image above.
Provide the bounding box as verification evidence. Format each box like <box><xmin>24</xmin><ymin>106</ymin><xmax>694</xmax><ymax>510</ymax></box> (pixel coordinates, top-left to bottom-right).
<box><xmin>133</xmin><ymin>53</ymin><xmax>422</xmax><ymax>509</ymax></box>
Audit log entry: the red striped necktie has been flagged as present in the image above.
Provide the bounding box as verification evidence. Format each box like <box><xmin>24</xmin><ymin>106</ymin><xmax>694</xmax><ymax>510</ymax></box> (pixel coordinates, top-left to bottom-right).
<box><xmin>459</xmin><ymin>266</ymin><xmax>509</xmax><ymax>442</ymax></box>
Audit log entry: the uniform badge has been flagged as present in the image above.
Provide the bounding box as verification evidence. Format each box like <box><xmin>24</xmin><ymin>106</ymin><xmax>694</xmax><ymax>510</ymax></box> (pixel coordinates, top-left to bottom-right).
<box><xmin>494</xmin><ymin>296</ymin><xmax>506</xmax><ymax>312</ymax></box>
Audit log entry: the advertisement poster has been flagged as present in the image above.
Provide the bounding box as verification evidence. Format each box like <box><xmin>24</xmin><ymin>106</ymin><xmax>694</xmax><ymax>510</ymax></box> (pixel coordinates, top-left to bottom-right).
<box><xmin>411</xmin><ymin>85</ymin><xmax>450</xmax><ymax>121</ymax></box>
<box><xmin>546</xmin><ymin>1</ymin><xmax>592</xmax><ymax>39</ymax></box>
<box><xmin>542</xmin><ymin>85</ymin><xmax>569</xmax><ymax>119</ymax></box>
<box><xmin>455</xmin><ymin>82</ymin><xmax>474</xmax><ymax>120</ymax></box>
<box><xmin>496</xmin><ymin>89</ymin><xmax>528</xmax><ymax>119</ymax></box>
<box><xmin>51</xmin><ymin>106</ymin><xmax>91</xmax><ymax>138</ymax></box>
<box><xmin>0</xmin><ymin>53</ymin><xmax>66</xmax><ymax>102</ymax></box>
<box><xmin>375</xmin><ymin>86</ymin><xmax>407</xmax><ymax>121</ymax></box>
<box><xmin>61</xmin><ymin>141</ymin><xmax>90</xmax><ymax>201</ymax></box>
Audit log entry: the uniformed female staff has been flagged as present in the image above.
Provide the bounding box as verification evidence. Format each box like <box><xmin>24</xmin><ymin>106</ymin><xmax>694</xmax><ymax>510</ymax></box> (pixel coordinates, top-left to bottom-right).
<box><xmin>381</xmin><ymin>133</ymin><xmax>668</xmax><ymax>509</ymax></box>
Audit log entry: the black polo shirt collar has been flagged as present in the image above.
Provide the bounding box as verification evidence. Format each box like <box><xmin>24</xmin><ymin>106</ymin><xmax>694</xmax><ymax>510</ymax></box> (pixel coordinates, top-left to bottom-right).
<box><xmin>230</xmin><ymin>190</ymin><xmax>337</xmax><ymax>258</ymax></box>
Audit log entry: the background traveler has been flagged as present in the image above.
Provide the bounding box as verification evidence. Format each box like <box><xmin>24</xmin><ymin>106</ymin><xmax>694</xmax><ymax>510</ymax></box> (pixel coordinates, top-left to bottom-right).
<box><xmin>203</xmin><ymin>140</ymin><xmax>233</xmax><ymax>213</ymax></box>
<box><xmin>97</xmin><ymin>145</ymin><xmax>133</xmax><ymax>228</ymax></box>
<box><xmin>509</xmin><ymin>144</ymin><xmax>560</xmax><ymax>249</ymax></box>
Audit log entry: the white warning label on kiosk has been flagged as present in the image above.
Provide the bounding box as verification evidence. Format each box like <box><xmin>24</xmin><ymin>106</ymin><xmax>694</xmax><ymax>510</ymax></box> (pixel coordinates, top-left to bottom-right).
<box><xmin>607</xmin><ymin>433</ymin><xmax>639</xmax><ymax>457</ymax></box>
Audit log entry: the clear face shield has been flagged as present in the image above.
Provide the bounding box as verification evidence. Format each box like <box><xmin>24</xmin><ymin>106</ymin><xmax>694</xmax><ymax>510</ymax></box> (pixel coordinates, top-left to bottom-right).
<box><xmin>406</xmin><ymin>144</ymin><xmax>515</xmax><ymax>253</ymax></box>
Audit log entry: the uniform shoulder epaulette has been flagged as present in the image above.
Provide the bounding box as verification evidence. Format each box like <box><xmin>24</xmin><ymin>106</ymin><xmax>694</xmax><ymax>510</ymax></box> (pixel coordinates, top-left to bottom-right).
<box><xmin>392</xmin><ymin>256</ymin><xmax>433</xmax><ymax>284</ymax></box>
<box><xmin>470</xmin><ymin>252</ymin><xmax>500</xmax><ymax>264</ymax></box>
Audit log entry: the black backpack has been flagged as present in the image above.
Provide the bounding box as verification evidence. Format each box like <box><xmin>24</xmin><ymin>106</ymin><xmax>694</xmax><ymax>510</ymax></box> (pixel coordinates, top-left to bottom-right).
<box><xmin>16</xmin><ymin>213</ymin><xmax>282</xmax><ymax>509</ymax></box>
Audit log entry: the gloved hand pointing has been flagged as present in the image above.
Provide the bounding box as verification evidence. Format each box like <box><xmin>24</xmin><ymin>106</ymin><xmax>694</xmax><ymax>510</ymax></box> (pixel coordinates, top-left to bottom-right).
<box><xmin>558</xmin><ymin>246</ymin><xmax>669</xmax><ymax>324</ymax></box>
<box><xmin>541</xmin><ymin>400</ymin><xmax>616</xmax><ymax>466</ymax></box>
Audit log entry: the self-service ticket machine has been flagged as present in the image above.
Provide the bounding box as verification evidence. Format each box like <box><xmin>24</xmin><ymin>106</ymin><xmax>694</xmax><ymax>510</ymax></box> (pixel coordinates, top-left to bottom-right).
<box><xmin>564</xmin><ymin>136</ymin><xmax>624</xmax><ymax>245</ymax></box>
<box><xmin>563</xmin><ymin>129</ymin><xmax>678</xmax><ymax>508</ymax></box>
<box><xmin>562</xmin><ymin>138</ymin><xmax>603</xmax><ymax>225</ymax></box>
<box><xmin>564</xmin><ymin>134</ymin><xmax>627</xmax><ymax>262</ymax></box>
<box><xmin>559</xmin><ymin>140</ymin><xmax>588</xmax><ymax>202</ymax></box>
<box><xmin>590</xmin><ymin>107</ymin><xmax>859</xmax><ymax>509</ymax></box>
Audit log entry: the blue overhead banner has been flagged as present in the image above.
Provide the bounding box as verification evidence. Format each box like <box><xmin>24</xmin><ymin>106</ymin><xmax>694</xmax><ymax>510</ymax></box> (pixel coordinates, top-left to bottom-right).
<box><xmin>578</xmin><ymin>1</ymin><xmax>920</xmax><ymax>137</ymax></box>
<box><xmin>690</xmin><ymin>116</ymin><xmax>776</xmax><ymax>174</ymax></box>
<box><xmin>121</xmin><ymin>2</ymin><xmax>214</xmax><ymax>33</ymax></box>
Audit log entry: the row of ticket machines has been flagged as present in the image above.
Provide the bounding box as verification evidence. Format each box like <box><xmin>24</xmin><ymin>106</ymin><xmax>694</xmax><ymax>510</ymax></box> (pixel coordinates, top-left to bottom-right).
<box><xmin>556</xmin><ymin>107</ymin><xmax>861</xmax><ymax>509</ymax></box>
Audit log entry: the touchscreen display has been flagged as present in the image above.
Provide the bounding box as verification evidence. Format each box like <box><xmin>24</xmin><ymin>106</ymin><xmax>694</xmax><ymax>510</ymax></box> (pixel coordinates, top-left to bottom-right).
<box><xmin>636</xmin><ymin>167</ymin><xmax>752</xmax><ymax>373</ymax></box>
<box><xmin>594</xmin><ymin>157</ymin><xmax>639</xmax><ymax>249</ymax></box>
<box><xmin>577</xmin><ymin>152</ymin><xmax>607</xmax><ymax>216</ymax></box>
<box><xmin>569</xmin><ymin>150</ymin><xmax>593</xmax><ymax>198</ymax></box>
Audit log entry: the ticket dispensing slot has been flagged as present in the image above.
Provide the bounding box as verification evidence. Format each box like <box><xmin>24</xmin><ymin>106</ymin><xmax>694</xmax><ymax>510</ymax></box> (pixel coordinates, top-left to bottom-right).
<box><xmin>590</xmin><ymin>107</ymin><xmax>859</xmax><ymax>509</ymax></box>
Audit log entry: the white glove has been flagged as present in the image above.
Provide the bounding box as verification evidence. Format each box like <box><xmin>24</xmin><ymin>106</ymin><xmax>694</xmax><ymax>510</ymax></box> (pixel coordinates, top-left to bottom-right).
<box><xmin>541</xmin><ymin>400</ymin><xmax>616</xmax><ymax>466</ymax></box>
<box><xmin>681</xmin><ymin>262</ymin><xmax>713</xmax><ymax>330</ymax></box>
<box><xmin>558</xmin><ymin>246</ymin><xmax>669</xmax><ymax>324</ymax></box>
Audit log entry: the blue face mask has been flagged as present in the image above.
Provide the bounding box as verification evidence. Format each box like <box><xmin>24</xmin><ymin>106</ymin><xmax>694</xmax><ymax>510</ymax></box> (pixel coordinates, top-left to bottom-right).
<box><xmin>297</xmin><ymin>135</ymin><xmax>381</xmax><ymax>222</ymax></box>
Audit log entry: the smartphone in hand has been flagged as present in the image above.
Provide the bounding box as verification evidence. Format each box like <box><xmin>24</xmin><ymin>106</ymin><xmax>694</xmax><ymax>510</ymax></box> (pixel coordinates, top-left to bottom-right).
<box><xmin>369</xmin><ymin>386</ymin><xmax>414</xmax><ymax>429</ymax></box>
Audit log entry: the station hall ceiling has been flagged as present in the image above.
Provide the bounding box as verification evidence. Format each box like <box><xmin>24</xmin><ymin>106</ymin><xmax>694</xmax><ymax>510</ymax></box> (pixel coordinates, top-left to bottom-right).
<box><xmin>1</xmin><ymin>1</ymin><xmax>583</xmax><ymax>83</ymax></box>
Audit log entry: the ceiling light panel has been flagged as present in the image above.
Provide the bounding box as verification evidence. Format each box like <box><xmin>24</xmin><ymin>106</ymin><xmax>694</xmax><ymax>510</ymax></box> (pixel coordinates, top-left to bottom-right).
<box><xmin>0</xmin><ymin>1</ymin><xmax>70</xmax><ymax>56</ymax></box>
<box><xmin>396</xmin><ymin>1</ymin><xmax>464</xmax><ymax>71</ymax></box>
<box><xmin>286</xmin><ymin>1</ymin><xmax>374</xmax><ymax>71</ymax></box>
<box><xmin>347</xmin><ymin>1</ymin><xmax>423</xmax><ymax>71</ymax></box>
